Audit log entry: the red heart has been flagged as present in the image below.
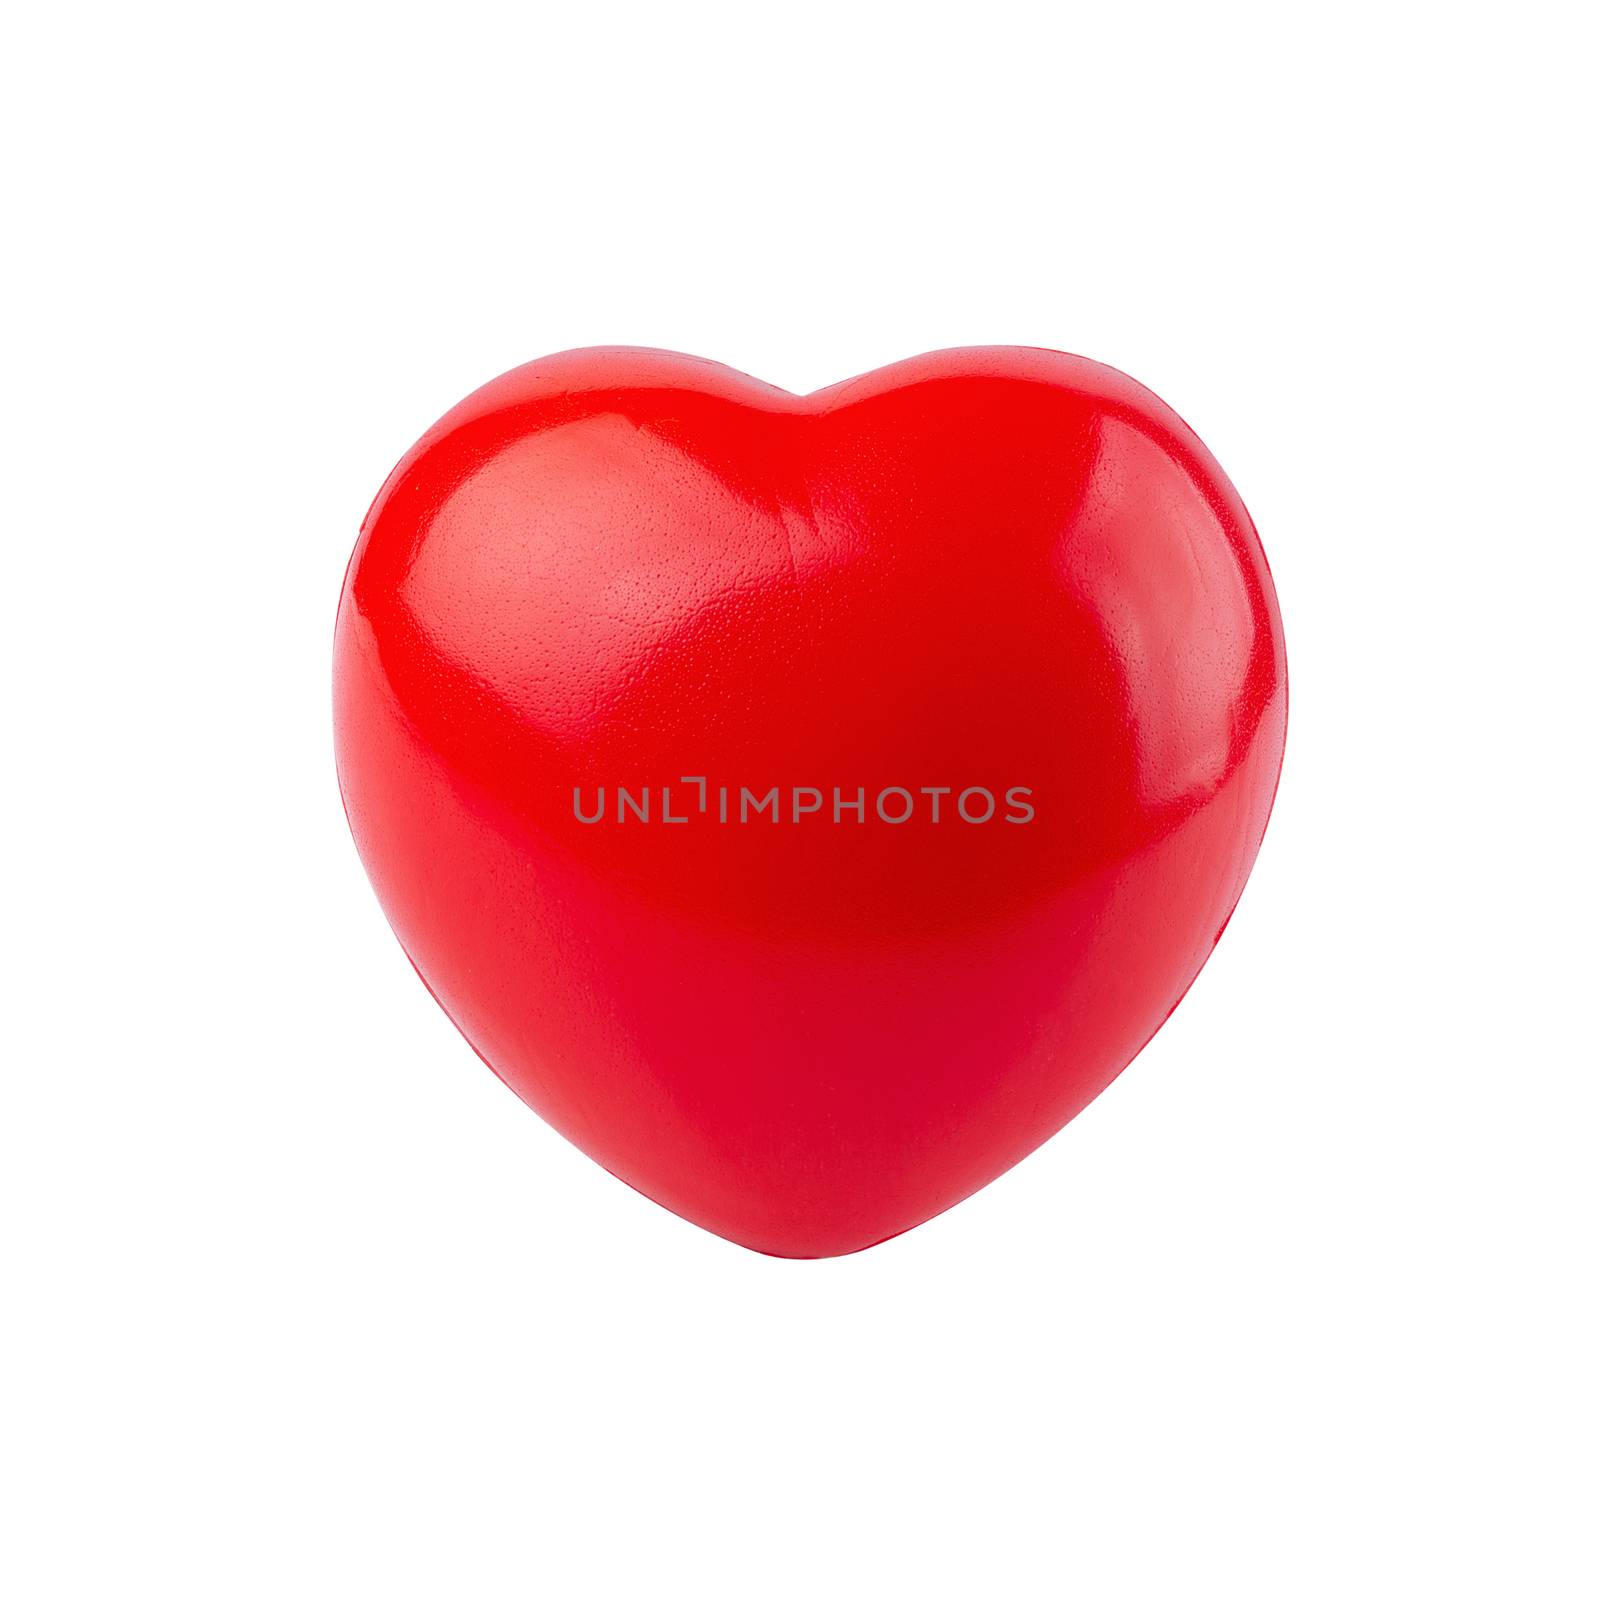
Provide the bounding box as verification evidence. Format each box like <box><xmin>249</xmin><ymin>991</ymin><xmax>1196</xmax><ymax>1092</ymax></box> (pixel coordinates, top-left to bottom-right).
<box><xmin>334</xmin><ymin>347</ymin><xmax>1287</xmax><ymax>1257</ymax></box>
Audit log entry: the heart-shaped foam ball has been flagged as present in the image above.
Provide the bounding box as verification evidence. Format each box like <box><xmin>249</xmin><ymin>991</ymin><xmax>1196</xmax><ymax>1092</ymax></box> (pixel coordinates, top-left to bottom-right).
<box><xmin>334</xmin><ymin>347</ymin><xmax>1286</xmax><ymax>1257</ymax></box>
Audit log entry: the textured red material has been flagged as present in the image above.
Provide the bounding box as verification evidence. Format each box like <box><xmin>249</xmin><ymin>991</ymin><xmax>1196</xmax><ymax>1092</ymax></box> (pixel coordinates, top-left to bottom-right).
<box><xmin>334</xmin><ymin>347</ymin><xmax>1287</xmax><ymax>1256</ymax></box>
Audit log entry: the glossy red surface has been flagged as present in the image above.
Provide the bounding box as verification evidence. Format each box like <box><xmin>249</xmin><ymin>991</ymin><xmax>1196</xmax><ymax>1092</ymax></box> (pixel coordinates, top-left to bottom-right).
<box><xmin>334</xmin><ymin>347</ymin><xmax>1287</xmax><ymax>1257</ymax></box>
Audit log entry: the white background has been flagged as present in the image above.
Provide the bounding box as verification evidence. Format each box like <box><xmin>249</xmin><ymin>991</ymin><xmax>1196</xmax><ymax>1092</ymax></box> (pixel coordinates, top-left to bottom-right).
<box><xmin>4</xmin><ymin>4</ymin><xmax>1595</xmax><ymax>1595</ymax></box>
